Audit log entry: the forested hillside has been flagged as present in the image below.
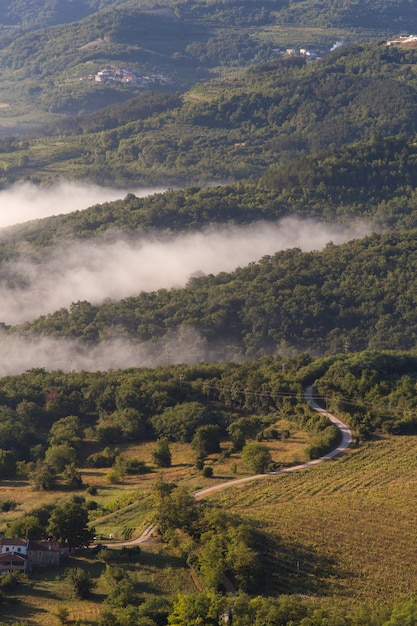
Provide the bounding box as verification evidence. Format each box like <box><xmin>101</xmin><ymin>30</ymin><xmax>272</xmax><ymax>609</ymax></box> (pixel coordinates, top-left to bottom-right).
<box><xmin>2</xmin><ymin>0</ymin><xmax>417</xmax><ymax>32</ymax></box>
<box><xmin>1</xmin><ymin>42</ymin><xmax>417</xmax><ymax>186</ymax></box>
<box><xmin>0</xmin><ymin>129</ymin><xmax>416</xmax><ymax>359</ymax></box>
<box><xmin>0</xmin><ymin>0</ymin><xmax>415</xmax><ymax>132</ymax></box>
<box><xmin>8</xmin><ymin>229</ymin><xmax>416</xmax><ymax>357</ymax></box>
<box><xmin>0</xmin><ymin>0</ymin><xmax>122</xmax><ymax>30</ymax></box>
<box><xmin>1</xmin><ymin>2</ymin><xmax>417</xmax><ymax>624</ymax></box>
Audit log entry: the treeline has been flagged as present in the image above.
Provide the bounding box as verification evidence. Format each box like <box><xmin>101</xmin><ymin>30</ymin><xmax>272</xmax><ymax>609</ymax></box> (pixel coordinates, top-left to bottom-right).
<box><xmin>175</xmin><ymin>0</ymin><xmax>417</xmax><ymax>31</ymax></box>
<box><xmin>2</xmin><ymin>0</ymin><xmax>417</xmax><ymax>33</ymax></box>
<box><xmin>277</xmin><ymin>0</ymin><xmax>417</xmax><ymax>30</ymax></box>
<box><xmin>96</xmin><ymin>592</ymin><xmax>417</xmax><ymax>626</ymax></box>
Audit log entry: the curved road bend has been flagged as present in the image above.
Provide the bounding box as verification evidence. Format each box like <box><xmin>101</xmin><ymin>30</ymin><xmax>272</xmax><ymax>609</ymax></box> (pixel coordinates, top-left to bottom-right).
<box><xmin>110</xmin><ymin>385</ymin><xmax>353</xmax><ymax>546</ymax></box>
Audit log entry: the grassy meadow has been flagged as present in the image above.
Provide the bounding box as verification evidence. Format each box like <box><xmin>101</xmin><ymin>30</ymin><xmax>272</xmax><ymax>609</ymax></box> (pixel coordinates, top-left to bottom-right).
<box><xmin>0</xmin><ymin>418</ymin><xmax>309</xmax><ymax>541</ymax></box>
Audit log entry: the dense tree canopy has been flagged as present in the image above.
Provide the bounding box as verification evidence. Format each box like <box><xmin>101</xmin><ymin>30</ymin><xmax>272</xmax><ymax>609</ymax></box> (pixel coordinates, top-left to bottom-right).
<box><xmin>47</xmin><ymin>497</ymin><xmax>94</xmax><ymax>551</ymax></box>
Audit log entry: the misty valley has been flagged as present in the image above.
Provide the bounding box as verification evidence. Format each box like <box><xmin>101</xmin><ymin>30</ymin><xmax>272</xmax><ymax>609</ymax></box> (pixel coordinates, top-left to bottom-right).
<box><xmin>0</xmin><ymin>182</ymin><xmax>372</xmax><ymax>375</ymax></box>
<box><xmin>1</xmin><ymin>0</ymin><xmax>417</xmax><ymax>624</ymax></box>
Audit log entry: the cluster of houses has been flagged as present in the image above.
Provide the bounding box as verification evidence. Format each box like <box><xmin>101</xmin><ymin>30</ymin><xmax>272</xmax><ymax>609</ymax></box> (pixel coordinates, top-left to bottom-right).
<box><xmin>285</xmin><ymin>47</ymin><xmax>321</xmax><ymax>60</ymax></box>
<box><xmin>0</xmin><ymin>538</ymin><xmax>62</xmax><ymax>574</ymax></box>
<box><xmin>93</xmin><ymin>67</ymin><xmax>172</xmax><ymax>86</ymax></box>
<box><xmin>387</xmin><ymin>34</ymin><xmax>417</xmax><ymax>46</ymax></box>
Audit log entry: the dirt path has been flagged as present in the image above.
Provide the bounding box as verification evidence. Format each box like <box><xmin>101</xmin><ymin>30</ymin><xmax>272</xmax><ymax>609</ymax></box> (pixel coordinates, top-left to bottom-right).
<box><xmin>110</xmin><ymin>385</ymin><xmax>353</xmax><ymax>547</ymax></box>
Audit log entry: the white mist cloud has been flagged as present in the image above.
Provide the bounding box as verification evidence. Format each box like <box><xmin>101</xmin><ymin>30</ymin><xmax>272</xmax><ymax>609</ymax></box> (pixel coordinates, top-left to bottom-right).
<box><xmin>0</xmin><ymin>181</ymin><xmax>374</xmax><ymax>373</ymax></box>
<box><xmin>0</xmin><ymin>217</ymin><xmax>371</xmax><ymax>325</ymax></box>
<box><xmin>330</xmin><ymin>40</ymin><xmax>345</xmax><ymax>51</ymax></box>
<box><xmin>0</xmin><ymin>326</ymin><xmax>242</xmax><ymax>377</ymax></box>
<box><xmin>0</xmin><ymin>181</ymin><xmax>165</xmax><ymax>227</ymax></box>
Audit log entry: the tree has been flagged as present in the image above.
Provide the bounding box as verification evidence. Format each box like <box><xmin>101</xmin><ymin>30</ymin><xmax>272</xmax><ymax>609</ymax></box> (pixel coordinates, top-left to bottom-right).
<box><xmin>44</xmin><ymin>444</ymin><xmax>77</xmax><ymax>473</ymax></box>
<box><xmin>29</xmin><ymin>460</ymin><xmax>56</xmax><ymax>491</ymax></box>
<box><xmin>100</xmin><ymin>408</ymin><xmax>146</xmax><ymax>441</ymax></box>
<box><xmin>152</xmin><ymin>439</ymin><xmax>172</xmax><ymax>468</ymax></box>
<box><xmin>241</xmin><ymin>443</ymin><xmax>272</xmax><ymax>474</ymax></box>
<box><xmin>153</xmin><ymin>482</ymin><xmax>199</xmax><ymax>537</ymax></box>
<box><xmin>137</xmin><ymin>596</ymin><xmax>171</xmax><ymax>626</ymax></box>
<box><xmin>64</xmin><ymin>567</ymin><xmax>96</xmax><ymax>599</ymax></box>
<box><xmin>6</xmin><ymin>515</ymin><xmax>44</xmax><ymax>540</ymax></box>
<box><xmin>62</xmin><ymin>463</ymin><xmax>83</xmax><ymax>488</ymax></box>
<box><xmin>198</xmin><ymin>533</ymin><xmax>225</xmax><ymax>589</ymax></box>
<box><xmin>191</xmin><ymin>425</ymin><xmax>221</xmax><ymax>462</ymax></box>
<box><xmin>151</xmin><ymin>402</ymin><xmax>210</xmax><ymax>442</ymax></box>
<box><xmin>383</xmin><ymin>598</ymin><xmax>417</xmax><ymax>625</ymax></box>
<box><xmin>105</xmin><ymin>577</ymin><xmax>137</xmax><ymax>608</ymax></box>
<box><xmin>0</xmin><ymin>449</ymin><xmax>16</xmax><ymax>479</ymax></box>
<box><xmin>227</xmin><ymin>417</ymin><xmax>261</xmax><ymax>452</ymax></box>
<box><xmin>168</xmin><ymin>591</ymin><xmax>225</xmax><ymax>626</ymax></box>
<box><xmin>47</xmin><ymin>497</ymin><xmax>94</xmax><ymax>551</ymax></box>
<box><xmin>48</xmin><ymin>415</ymin><xmax>83</xmax><ymax>448</ymax></box>
<box><xmin>198</xmin><ymin>510</ymin><xmax>261</xmax><ymax>593</ymax></box>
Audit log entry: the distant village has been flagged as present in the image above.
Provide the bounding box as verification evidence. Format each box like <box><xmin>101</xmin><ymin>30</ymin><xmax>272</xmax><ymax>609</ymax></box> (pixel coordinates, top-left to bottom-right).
<box><xmin>386</xmin><ymin>34</ymin><xmax>417</xmax><ymax>46</ymax></box>
<box><xmin>90</xmin><ymin>67</ymin><xmax>173</xmax><ymax>87</ymax></box>
<box><xmin>284</xmin><ymin>47</ymin><xmax>321</xmax><ymax>60</ymax></box>
<box><xmin>283</xmin><ymin>34</ymin><xmax>417</xmax><ymax>61</ymax></box>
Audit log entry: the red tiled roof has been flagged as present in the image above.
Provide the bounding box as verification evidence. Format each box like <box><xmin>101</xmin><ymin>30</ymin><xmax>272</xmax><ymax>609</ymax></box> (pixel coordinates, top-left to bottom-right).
<box><xmin>0</xmin><ymin>538</ymin><xmax>28</xmax><ymax>546</ymax></box>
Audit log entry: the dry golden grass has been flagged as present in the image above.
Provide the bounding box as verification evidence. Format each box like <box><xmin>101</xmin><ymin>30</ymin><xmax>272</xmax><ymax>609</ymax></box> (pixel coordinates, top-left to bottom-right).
<box><xmin>0</xmin><ymin>423</ymin><xmax>309</xmax><ymax>538</ymax></box>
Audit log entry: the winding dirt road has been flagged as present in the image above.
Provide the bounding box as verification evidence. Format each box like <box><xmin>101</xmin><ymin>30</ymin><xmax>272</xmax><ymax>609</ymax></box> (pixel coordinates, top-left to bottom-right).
<box><xmin>110</xmin><ymin>385</ymin><xmax>353</xmax><ymax>547</ymax></box>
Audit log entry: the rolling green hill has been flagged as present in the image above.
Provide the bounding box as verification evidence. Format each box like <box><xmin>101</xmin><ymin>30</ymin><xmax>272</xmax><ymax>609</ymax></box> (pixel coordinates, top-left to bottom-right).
<box><xmin>1</xmin><ymin>42</ymin><xmax>417</xmax><ymax>186</ymax></box>
<box><xmin>0</xmin><ymin>0</ymin><xmax>415</xmax><ymax>132</ymax></box>
<box><xmin>1</xmin><ymin>129</ymin><xmax>417</xmax><ymax>357</ymax></box>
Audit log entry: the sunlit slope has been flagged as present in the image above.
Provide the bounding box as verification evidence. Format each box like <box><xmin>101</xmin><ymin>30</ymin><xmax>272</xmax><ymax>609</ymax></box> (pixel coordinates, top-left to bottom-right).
<box><xmin>207</xmin><ymin>435</ymin><xmax>417</xmax><ymax>602</ymax></box>
<box><xmin>0</xmin><ymin>0</ymin><xmax>416</xmax><ymax>133</ymax></box>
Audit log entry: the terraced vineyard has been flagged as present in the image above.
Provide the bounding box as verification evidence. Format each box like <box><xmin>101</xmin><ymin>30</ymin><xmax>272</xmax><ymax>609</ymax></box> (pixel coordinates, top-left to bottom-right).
<box><xmin>208</xmin><ymin>435</ymin><xmax>417</xmax><ymax>605</ymax></box>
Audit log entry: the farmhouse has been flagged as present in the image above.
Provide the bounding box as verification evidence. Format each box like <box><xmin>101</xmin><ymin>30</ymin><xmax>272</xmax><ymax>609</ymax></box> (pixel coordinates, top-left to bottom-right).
<box><xmin>0</xmin><ymin>538</ymin><xmax>61</xmax><ymax>573</ymax></box>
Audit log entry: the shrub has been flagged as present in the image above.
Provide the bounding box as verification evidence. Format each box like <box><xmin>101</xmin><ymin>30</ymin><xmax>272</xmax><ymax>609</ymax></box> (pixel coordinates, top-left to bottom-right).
<box><xmin>202</xmin><ymin>466</ymin><xmax>213</xmax><ymax>478</ymax></box>
<box><xmin>0</xmin><ymin>499</ymin><xmax>16</xmax><ymax>512</ymax></box>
